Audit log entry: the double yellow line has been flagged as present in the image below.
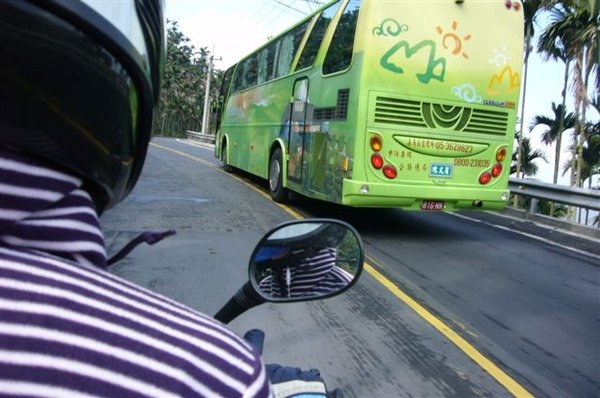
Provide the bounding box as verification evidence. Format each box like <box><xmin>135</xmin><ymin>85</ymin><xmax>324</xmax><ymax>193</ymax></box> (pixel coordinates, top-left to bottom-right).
<box><xmin>152</xmin><ymin>142</ymin><xmax>534</xmax><ymax>398</ymax></box>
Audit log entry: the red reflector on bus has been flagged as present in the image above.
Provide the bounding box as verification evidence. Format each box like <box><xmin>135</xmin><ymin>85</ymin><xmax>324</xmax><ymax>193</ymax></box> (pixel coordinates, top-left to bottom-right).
<box><xmin>479</xmin><ymin>172</ymin><xmax>492</xmax><ymax>185</ymax></box>
<box><xmin>492</xmin><ymin>163</ymin><xmax>503</xmax><ymax>177</ymax></box>
<box><xmin>383</xmin><ymin>165</ymin><xmax>397</xmax><ymax>179</ymax></box>
<box><xmin>371</xmin><ymin>153</ymin><xmax>384</xmax><ymax>169</ymax></box>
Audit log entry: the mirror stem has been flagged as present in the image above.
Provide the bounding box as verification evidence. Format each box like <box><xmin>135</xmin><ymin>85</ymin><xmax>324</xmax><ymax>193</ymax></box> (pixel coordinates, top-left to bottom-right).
<box><xmin>214</xmin><ymin>281</ymin><xmax>266</xmax><ymax>324</ymax></box>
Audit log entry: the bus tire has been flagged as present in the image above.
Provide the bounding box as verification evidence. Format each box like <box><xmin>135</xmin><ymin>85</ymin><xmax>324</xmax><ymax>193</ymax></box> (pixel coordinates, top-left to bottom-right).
<box><xmin>269</xmin><ymin>148</ymin><xmax>288</xmax><ymax>203</ymax></box>
<box><xmin>222</xmin><ymin>143</ymin><xmax>232</xmax><ymax>172</ymax></box>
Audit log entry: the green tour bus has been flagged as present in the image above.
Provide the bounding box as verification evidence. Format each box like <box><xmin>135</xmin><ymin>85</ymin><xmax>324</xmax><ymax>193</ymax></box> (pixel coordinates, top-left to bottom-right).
<box><xmin>214</xmin><ymin>0</ymin><xmax>524</xmax><ymax>211</ymax></box>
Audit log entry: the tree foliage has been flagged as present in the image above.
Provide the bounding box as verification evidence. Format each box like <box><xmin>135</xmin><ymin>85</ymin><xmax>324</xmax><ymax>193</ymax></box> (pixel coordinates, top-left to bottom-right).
<box><xmin>511</xmin><ymin>133</ymin><xmax>548</xmax><ymax>177</ymax></box>
<box><xmin>538</xmin><ymin>1</ymin><xmax>599</xmax><ymax>187</ymax></box>
<box><xmin>154</xmin><ymin>20</ymin><xmax>223</xmax><ymax>137</ymax></box>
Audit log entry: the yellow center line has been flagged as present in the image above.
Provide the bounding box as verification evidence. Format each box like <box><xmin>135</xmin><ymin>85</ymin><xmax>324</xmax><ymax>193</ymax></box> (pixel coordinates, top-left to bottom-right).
<box><xmin>152</xmin><ymin>141</ymin><xmax>534</xmax><ymax>398</ymax></box>
<box><xmin>364</xmin><ymin>258</ymin><xmax>533</xmax><ymax>398</ymax></box>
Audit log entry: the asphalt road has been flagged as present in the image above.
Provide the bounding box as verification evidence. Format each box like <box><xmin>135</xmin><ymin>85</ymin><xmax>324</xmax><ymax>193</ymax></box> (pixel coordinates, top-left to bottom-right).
<box><xmin>100</xmin><ymin>137</ymin><xmax>600</xmax><ymax>398</ymax></box>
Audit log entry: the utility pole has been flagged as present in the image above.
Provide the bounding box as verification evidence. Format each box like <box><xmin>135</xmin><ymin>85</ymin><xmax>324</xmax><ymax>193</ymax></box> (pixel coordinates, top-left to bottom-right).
<box><xmin>201</xmin><ymin>48</ymin><xmax>221</xmax><ymax>135</ymax></box>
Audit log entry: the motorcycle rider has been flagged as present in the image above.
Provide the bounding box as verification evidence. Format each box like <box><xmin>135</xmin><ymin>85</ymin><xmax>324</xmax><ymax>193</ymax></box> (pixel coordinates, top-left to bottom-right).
<box><xmin>256</xmin><ymin>247</ymin><xmax>354</xmax><ymax>299</ymax></box>
<box><xmin>0</xmin><ymin>1</ymin><xmax>328</xmax><ymax>396</ymax></box>
<box><xmin>254</xmin><ymin>224</ymin><xmax>355</xmax><ymax>299</ymax></box>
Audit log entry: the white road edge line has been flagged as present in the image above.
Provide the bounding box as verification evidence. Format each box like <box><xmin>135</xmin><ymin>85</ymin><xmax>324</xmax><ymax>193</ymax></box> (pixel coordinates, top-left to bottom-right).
<box><xmin>448</xmin><ymin>212</ymin><xmax>600</xmax><ymax>261</ymax></box>
<box><xmin>174</xmin><ymin>138</ymin><xmax>214</xmax><ymax>150</ymax></box>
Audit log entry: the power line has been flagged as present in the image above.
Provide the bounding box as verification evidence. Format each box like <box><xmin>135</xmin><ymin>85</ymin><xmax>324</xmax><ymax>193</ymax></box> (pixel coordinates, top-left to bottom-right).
<box><xmin>270</xmin><ymin>0</ymin><xmax>309</xmax><ymax>15</ymax></box>
<box><xmin>249</xmin><ymin>1</ymin><xmax>270</xmax><ymax>23</ymax></box>
<box><xmin>303</xmin><ymin>0</ymin><xmax>323</xmax><ymax>12</ymax></box>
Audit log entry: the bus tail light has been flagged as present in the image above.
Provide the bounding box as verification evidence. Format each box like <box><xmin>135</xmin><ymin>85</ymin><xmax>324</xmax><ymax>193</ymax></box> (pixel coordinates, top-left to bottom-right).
<box><xmin>371</xmin><ymin>153</ymin><xmax>384</xmax><ymax>169</ymax></box>
<box><xmin>496</xmin><ymin>147</ymin><xmax>507</xmax><ymax>162</ymax></box>
<box><xmin>479</xmin><ymin>172</ymin><xmax>492</xmax><ymax>185</ymax></box>
<box><xmin>383</xmin><ymin>165</ymin><xmax>397</xmax><ymax>179</ymax></box>
<box><xmin>370</xmin><ymin>135</ymin><xmax>383</xmax><ymax>152</ymax></box>
<box><xmin>492</xmin><ymin>163</ymin><xmax>503</xmax><ymax>177</ymax></box>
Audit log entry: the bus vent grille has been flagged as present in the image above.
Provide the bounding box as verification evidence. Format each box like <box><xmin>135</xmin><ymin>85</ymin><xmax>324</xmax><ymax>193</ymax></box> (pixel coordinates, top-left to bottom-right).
<box><xmin>314</xmin><ymin>107</ymin><xmax>336</xmax><ymax>120</ymax></box>
<box><xmin>463</xmin><ymin>109</ymin><xmax>510</xmax><ymax>135</ymax></box>
<box><xmin>335</xmin><ymin>89</ymin><xmax>350</xmax><ymax>120</ymax></box>
<box><xmin>374</xmin><ymin>97</ymin><xmax>509</xmax><ymax>135</ymax></box>
<box><xmin>314</xmin><ymin>89</ymin><xmax>350</xmax><ymax>121</ymax></box>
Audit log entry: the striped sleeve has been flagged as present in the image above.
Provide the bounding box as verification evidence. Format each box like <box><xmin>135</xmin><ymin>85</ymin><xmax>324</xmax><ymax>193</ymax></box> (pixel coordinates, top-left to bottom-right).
<box><xmin>0</xmin><ymin>247</ymin><xmax>272</xmax><ymax>398</ymax></box>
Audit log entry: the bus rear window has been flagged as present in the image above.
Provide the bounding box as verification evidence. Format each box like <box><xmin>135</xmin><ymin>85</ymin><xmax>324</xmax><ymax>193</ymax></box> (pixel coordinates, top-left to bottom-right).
<box><xmin>323</xmin><ymin>0</ymin><xmax>361</xmax><ymax>75</ymax></box>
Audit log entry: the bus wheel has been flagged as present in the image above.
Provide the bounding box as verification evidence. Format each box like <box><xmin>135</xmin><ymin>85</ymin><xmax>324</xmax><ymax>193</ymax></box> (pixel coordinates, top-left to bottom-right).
<box><xmin>269</xmin><ymin>148</ymin><xmax>288</xmax><ymax>203</ymax></box>
<box><xmin>222</xmin><ymin>143</ymin><xmax>232</xmax><ymax>172</ymax></box>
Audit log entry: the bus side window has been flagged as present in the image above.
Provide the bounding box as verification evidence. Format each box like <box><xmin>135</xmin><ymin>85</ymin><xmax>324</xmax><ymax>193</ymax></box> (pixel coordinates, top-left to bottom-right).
<box><xmin>275</xmin><ymin>21</ymin><xmax>310</xmax><ymax>78</ymax></box>
<box><xmin>232</xmin><ymin>62</ymin><xmax>245</xmax><ymax>93</ymax></box>
<box><xmin>239</xmin><ymin>55</ymin><xmax>258</xmax><ymax>90</ymax></box>
<box><xmin>296</xmin><ymin>1</ymin><xmax>341</xmax><ymax>71</ymax></box>
<box><xmin>323</xmin><ymin>0</ymin><xmax>361</xmax><ymax>75</ymax></box>
<box><xmin>216</xmin><ymin>66</ymin><xmax>235</xmax><ymax>127</ymax></box>
<box><xmin>232</xmin><ymin>56</ymin><xmax>258</xmax><ymax>92</ymax></box>
<box><xmin>257</xmin><ymin>43</ymin><xmax>276</xmax><ymax>84</ymax></box>
<box><xmin>245</xmin><ymin>55</ymin><xmax>258</xmax><ymax>89</ymax></box>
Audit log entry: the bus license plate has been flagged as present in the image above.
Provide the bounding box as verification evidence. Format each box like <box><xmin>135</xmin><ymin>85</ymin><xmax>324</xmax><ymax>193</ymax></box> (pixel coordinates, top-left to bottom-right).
<box><xmin>421</xmin><ymin>201</ymin><xmax>445</xmax><ymax>211</ymax></box>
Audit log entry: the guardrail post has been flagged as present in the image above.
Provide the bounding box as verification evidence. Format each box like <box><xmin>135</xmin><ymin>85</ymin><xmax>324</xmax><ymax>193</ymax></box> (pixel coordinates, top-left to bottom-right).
<box><xmin>528</xmin><ymin>198</ymin><xmax>538</xmax><ymax>217</ymax></box>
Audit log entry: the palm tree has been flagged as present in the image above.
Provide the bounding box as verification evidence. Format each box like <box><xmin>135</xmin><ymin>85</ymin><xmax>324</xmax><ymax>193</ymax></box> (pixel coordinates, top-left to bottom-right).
<box><xmin>541</xmin><ymin>1</ymin><xmax>599</xmax><ymax>188</ymax></box>
<box><xmin>511</xmin><ymin>133</ymin><xmax>548</xmax><ymax>209</ymax></box>
<box><xmin>530</xmin><ymin>103</ymin><xmax>577</xmax><ymax>215</ymax></box>
<box><xmin>561</xmin><ymin>127</ymin><xmax>600</xmax><ymax>223</ymax></box>
<box><xmin>512</xmin><ymin>134</ymin><xmax>549</xmax><ymax>177</ymax></box>
<box><xmin>530</xmin><ymin>102</ymin><xmax>577</xmax><ymax>183</ymax></box>
<box><xmin>537</xmin><ymin>4</ymin><xmax>574</xmax><ymax>180</ymax></box>
<box><xmin>561</xmin><ymin>122</ymin><xmax>600</xmax><ymax>187</ymax></box>
<box><xmin>515</xmin><ymin>0</ymin><xmax>545</xmax><ymax>189</ymax></box>
<box><xmin>580</xmin><ymin>129</ymin><xmax>600</xmax><ymax>188</ymax></box>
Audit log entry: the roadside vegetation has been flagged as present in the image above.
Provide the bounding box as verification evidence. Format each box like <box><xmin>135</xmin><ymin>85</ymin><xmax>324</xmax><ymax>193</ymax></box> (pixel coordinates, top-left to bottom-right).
<box><xmin>512</xmin><ymin>0</ymin><xmax>598</xmax><ymax>223</ymax></box>
<box><xmin>153</xmin><ymin>20</ymin><xmax>222</xmax><ymax>137</ymax></box>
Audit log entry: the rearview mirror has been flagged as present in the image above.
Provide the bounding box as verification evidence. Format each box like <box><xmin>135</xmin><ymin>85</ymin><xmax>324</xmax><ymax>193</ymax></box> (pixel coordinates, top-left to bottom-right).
<box><xmin>249</xmin><ymin>219</ymin><xmax>363</xmax><ymax>302</ymax></box>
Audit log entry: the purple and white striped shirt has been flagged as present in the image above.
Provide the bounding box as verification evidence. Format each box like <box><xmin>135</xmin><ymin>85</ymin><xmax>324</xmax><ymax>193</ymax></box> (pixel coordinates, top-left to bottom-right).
<box><xmin>0</xmin><ymin>149</ymin><xmax>272</xmax><ymax>397</ymax></box>
<box><xmin>259</xmin><ymin>248</ymin><xmax>353</xmax><ymax>299</ymax></box>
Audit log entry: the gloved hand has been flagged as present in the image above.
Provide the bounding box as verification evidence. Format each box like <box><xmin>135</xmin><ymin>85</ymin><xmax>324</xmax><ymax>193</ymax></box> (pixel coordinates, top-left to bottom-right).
<box><xmin>266</xmin><ymin>364</ymin><xmax>327</xmax><ymax>398</ymax></box>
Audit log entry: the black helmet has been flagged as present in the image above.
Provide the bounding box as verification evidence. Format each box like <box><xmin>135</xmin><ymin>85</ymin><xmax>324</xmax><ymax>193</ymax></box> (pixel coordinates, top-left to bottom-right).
<box><xmin>0</xmin><ymin>0</ymin><xmax>165</xmax><ymax>212</ymax></box>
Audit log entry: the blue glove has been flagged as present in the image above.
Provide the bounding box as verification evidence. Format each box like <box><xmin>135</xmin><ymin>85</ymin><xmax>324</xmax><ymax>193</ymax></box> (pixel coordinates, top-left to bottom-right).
<box><xmin>266</xmin><ymin>364</ymin><xmax>327</xmax><ymax>398</ymax></box>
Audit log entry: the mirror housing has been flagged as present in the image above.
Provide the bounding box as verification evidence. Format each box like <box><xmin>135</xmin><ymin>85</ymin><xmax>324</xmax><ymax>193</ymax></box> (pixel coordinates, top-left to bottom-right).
<box><xmin>248</xmin><ymin>219</ymin><xmax>364</xmax><ymax>302</ymax></box>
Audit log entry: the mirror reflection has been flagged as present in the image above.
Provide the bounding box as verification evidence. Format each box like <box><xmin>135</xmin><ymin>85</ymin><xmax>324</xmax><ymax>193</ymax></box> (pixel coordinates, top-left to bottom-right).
<box><xmin>250</xmin><ymin>221</ymin><xmax>362</xmax><ymax>301</ymax></box>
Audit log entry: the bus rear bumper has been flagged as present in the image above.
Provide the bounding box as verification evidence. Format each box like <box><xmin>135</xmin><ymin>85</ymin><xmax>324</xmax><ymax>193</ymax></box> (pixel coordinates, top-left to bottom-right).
<box><xmin>342</xmin><ymin>179</ymin><xmax>510</xmax><ymax>211</ymax></box>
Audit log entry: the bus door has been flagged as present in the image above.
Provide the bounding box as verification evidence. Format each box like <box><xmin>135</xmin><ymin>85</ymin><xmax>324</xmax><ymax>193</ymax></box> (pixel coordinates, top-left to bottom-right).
<box><xmin>287</xmin><ymin>78</ymin><xmax>309</xmax><ymax>183</ymax></box>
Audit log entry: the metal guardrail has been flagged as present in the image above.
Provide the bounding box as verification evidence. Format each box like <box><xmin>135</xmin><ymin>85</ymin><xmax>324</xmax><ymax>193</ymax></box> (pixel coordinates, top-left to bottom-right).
<box><xmin>508</xmin><ymin>178</ymin><xmax>600</xmax><ymax>236</ymax></box>
<box><xmin>186</xmin><ymin>131</ymin><xmax>215</xmax><ymax>145</ymax></box>
<box><xmin>509</xmin><ymin>178</ymin><xmax>600</xmax><ymax>211</ymax></box>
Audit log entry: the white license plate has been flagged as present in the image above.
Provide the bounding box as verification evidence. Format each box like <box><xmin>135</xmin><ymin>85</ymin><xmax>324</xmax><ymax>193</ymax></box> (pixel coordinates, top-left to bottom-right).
<box><xmin>421</xmin><ymin>201</ymin><xmax>445</xmax><ymax>211</ymax></box>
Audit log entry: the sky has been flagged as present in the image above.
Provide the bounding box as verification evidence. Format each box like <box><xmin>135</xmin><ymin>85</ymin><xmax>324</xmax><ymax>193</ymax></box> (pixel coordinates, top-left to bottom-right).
<box><xmin>166</xmin><ymin>0</ymin><xmax>599</xmax><ymax>188</ymax></box>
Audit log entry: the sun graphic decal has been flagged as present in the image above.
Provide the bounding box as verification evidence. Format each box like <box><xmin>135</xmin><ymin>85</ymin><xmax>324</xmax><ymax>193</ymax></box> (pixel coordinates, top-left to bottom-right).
<box><xmin>436</xmin><ymin>21</ymin><xmax>471</xmax><ymax>59</ymax></box>
<box><xmin>489</xmin><ymin>46</ymin><xmax>513</xmax><ymax>67</ymax></box>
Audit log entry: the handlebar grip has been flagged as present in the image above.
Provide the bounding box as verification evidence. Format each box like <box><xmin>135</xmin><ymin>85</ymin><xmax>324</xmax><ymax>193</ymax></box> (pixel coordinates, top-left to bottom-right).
<box><xmin>213</xmin><ymin>281</ymin><xmax>266</xmax><ymax>324</ymax></box>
